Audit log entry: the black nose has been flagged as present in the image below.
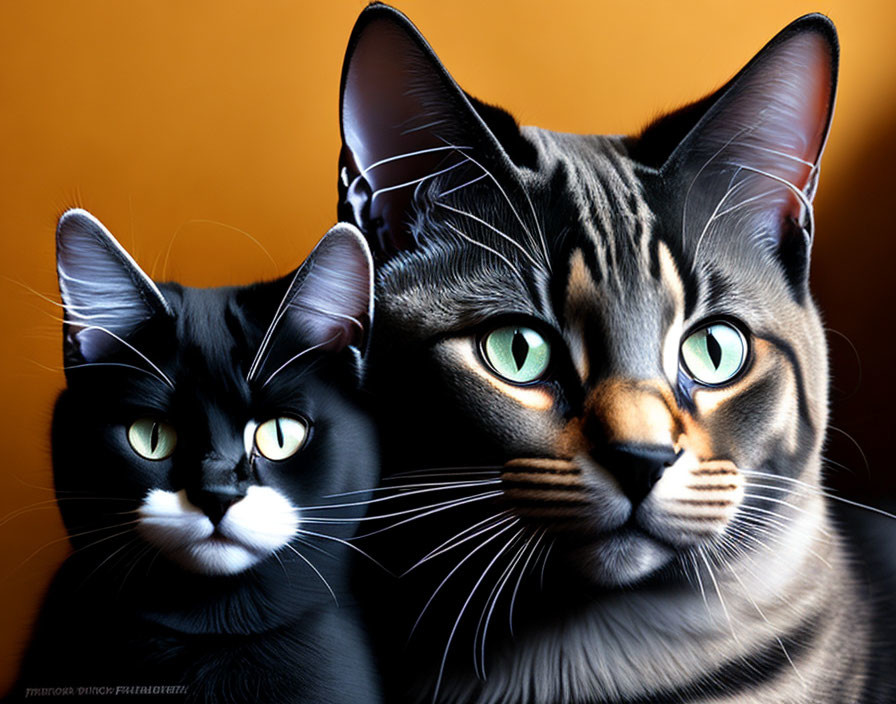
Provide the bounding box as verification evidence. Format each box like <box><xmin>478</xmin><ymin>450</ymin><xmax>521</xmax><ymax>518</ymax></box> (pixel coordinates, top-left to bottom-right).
<box><xmin>595</xmin><ymin>443</ymin><xmax>680</xmax><ymax>505</ymax></box>
<box><xmin>188</xmin><ymin>489</ymin><xmax>243</xmax><ymax>525</ymax></box>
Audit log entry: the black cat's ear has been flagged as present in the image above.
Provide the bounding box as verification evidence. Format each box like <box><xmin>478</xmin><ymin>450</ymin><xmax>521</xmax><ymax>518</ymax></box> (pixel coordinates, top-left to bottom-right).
<box><xmin>654</xmin><ymin>14</ymin><xmax>837</xmax><ymax>287</ymax></box>
<box><xmin>338</xmin><ymin>3</ymin><xmax>516</xmax><ymax>255</ymax></box>
<box><xmin>56</xmin><ymin>208</ymin><xmax>171</xmax><ymax>363</ymax></box>
<box><xmin>248</xmin><ymin>223</ymin><xmax>373</xmax><ymax>384</ymax></box>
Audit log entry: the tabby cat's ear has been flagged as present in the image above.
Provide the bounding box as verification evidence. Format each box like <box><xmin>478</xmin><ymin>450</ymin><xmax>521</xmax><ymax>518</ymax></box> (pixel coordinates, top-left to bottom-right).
<box><xmin>338</xmin><ymin>3</ymin><xmax>517</xmax><ymax>256</ymax></box>
<box><xmin>653</xmin><ymin>14</ymin><xmax>838</xmax><ymax>287</ymax></box>
<box><xmin>248</xmin><ymin>223</ymin><xmax>373</xmax><ymax>384</ymax></box>
<box><xmin>56</xmin><ymin>208</ymin><xmax>171</xmax><ymax>363</ymax></box>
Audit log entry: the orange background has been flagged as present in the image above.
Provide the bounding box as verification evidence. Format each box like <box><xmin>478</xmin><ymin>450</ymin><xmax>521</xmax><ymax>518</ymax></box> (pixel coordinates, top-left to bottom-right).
<box><xmin>1</xmin><ymin>0</ymin><xmax>893</xmax><ymax>692</ymax></box>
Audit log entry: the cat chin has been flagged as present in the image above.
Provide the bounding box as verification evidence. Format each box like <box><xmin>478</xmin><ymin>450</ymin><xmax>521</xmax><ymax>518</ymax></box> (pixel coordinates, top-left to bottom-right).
<box><xmin>571</xmin><ymin>528</ymin><xmax>674</xmax><ymax>587</ymax></box>
<box><xmin>137</xmin><ymin>487</ymin><xmax>300</xmax><ymax>577</ymax></box>
<box><xmin>167</xmin><ymin>539</ymin><xmax>266</xmax><ymax>576</ymax></box>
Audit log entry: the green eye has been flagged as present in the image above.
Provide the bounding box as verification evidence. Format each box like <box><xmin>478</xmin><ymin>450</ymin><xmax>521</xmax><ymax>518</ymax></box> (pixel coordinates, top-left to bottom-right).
<box><xmin>482</xmin><ymin>325</ymin><xmax>550</xmax><ymax>384</ymax></box>
<box><xmin>128</xmin><ymin>419</ymin><xmax>177</xmax><ymax>460</ymax></box>
<box><xmin>254</xmin><ymin>417</ymin><xmax>308</xmax><ymax>461</ymax></box>
<box><xmin>681</xmin><ymin>322</ymin><xmax>748</xmax><ymax>386</ymax></box>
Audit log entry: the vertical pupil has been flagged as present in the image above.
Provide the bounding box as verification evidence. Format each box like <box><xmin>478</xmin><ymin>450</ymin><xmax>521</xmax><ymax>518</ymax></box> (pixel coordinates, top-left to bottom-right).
<box><xmin>705</xmin><ymin>328</ymin><xmax>723</xmax><ymax>370</ymax></box>
<box><xmin>275</xmin><ymin>418</ymin><xmax>284</xmax><ymax>447</ymax></box>
<box><xmin>150</xmin><ymin>422</ymin><xmax>160</xmax><ymax>453</ymax></box>
<box><xmin>510</xmin><ymin>330</ymin><xmax>530</xmax><ymax>371</ymax></box>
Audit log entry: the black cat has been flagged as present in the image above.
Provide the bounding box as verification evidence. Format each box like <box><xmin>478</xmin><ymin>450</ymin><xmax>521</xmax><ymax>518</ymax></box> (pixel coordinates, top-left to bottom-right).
<box><xmin>8</xmin><ymin>210</ymin><xmax>381</xmax><ymax>703</ymax></box>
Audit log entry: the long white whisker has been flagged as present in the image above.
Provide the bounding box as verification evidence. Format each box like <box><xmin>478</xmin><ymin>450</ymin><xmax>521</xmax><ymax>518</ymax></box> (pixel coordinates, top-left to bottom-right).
<box><xmin>352</xmin><ymin>491</ymin><xmax>504</xmax><ymax>540</ymax></box>
<box><xmin>438</xmin><ymin>173</ymin><xmax>487</xmax><ymax>199</ymax></box>
<box><xmin>262</xmin><ymin>335</ymin><xmax>338</xmax><ymax>388</ymax></box>
<box><xmin>304</xmin><ymin>480</ymin><xmax>501</xmax><ymax>511</ymax></box>
<box><xmin>282</xmin><ymin>543</ymin><xmax>338</xmax><ymax>606</ymax></box>
<box><xmin>431</xmin><ymin>525</ymin><xmax>526</xmax><ymax>703</ymax></box>
<box><xmin>371</xmin><ymin>161</ymin><xmax>466</xmax><ymax>203</ymax></box>
<box><xmin>410</xmin><ymin>519</ymin><xmax>519</xmax><ymax>640</ymax></box>
<box><xmin>403</xmin><ymin>513</ymin><xmax>514</xmax><ymax>576</ymax></box>
<box><xmin>508</xmin><ymin>529</ymin><xmax>545</xmax><ymax>637</ymax></box>
<box><xmin>437</xmin><ymin>202</ymin><xmax>540</xmax><ymax>267</ymax></box>
<box><xmin>698</xmin><ymin>547</ymin><xmax>740</xmax><ymax>646</ymax></box>
<box><xmin>476</xmin><ymin>531</ymin><xmax>537</xmax><ymax>677</ymax></box>
<box><xmin>727</xmin><ymin>162</ymin><xmax>815</xmax><ymax>240</ymax></box>
<box><xmin>324</xmin><ymin>478</ymin><xmax>500</xmax><ymax>499</ymax></box>
<box><xmin>76</xmin><ymin>326</ymin><xmax>174</xmax><ymax>388</ymax></box>
<box><xmin>360</xmin><ymin>145</ymin><xmax>471</xmax><ymax>177</ymax></box>
<box><xmin>294</xmin><ymin>529</ymin><xmax>394</xmax><ymax>576</ymax></box>
<box><xmin>442</xmin><ymin>222</ymin><xmax>529</xmax><ymax>286</ymax></box>
<box><xmin>303</xmin><ymin>490</ymin><xmax>503</xmax><ymax>524</ymax></box>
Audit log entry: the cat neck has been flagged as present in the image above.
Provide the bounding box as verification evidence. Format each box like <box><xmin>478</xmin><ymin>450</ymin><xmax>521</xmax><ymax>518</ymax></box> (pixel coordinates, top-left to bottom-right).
<box><xmin>424</xmin><ymin>495</ymin><xmax>871</xmax><ymax>703</ymax></box>
<box><xmin>65</xmin><ymin>546</ymin><xmax>352</xmax><ymax>637</ymax></box>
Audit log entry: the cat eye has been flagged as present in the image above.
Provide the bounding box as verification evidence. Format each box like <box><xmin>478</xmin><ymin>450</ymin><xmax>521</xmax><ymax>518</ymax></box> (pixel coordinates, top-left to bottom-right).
<box><xmin>680</xmin><ymin>322</ymin><xmax>748</xmax><ymax>386</ymax></box>
<box><xmin>254</xmin><ymin>417</ymin><xmax>308</xmax><ymax>461</ymax></box>
<box><xmin>127</xmin><ymin>419</ymin><xmax>177</xmax><ymax>460</ymax></box>
<box><xmin>481</xmin><ymin>325</ymin><xmax>551</xmax><ymax>384</ymax></box>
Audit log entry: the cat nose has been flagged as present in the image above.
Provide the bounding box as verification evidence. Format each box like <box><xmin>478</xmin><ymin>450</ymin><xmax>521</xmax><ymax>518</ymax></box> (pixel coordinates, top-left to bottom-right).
<box><xmin>594</xmin><ymin>443</ymin><xmax>681</xmax><ymax>505</ymax></box>
<box><xmin>189</xmin><ymin>488</ymin><xmax>244</xmax><ymax>525</ymax></box>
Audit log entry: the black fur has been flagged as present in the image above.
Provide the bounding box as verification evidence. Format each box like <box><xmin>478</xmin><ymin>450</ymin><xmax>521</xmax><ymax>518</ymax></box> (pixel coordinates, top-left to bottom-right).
<box><xmin>8</xmin><ymin>214</ymin><xmax>381</xmax><ymax>703</ymax></box>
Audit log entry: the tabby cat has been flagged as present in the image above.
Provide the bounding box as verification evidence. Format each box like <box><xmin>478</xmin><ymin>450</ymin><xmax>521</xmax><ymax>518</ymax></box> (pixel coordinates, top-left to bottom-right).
<box><xmin>10</xmin><ymin>210</ymin><xmax>381</xmax><ymax>703</ymax></box>
<box><xmin>337</xmin><ymin>5</ymin><xmax>895</xmax><ymax>703</ymax></box>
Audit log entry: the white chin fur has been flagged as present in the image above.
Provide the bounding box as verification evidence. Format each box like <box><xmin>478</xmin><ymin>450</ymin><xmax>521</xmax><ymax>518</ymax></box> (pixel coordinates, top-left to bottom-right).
<box><xmin>574</xmin><ymin>531</ymin><xmax>674</xmax><ymax>587</ymax></box>
<box><xmin>137</xmin><ymin>486</ymin><xmax>299</xmax><ymax>576</ymax></box>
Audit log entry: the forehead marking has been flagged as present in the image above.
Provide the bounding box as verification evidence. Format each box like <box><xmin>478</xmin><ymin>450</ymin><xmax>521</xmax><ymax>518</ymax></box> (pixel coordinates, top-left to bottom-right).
<box><xmin>564</xmin><ymin>249</ymin><xmax>602</xmax><ymax>382</ymax></box>
<box><xmin>658</xmin><ymin>242</ymin><xmax>687</xmax><ymax>383</ymax></box>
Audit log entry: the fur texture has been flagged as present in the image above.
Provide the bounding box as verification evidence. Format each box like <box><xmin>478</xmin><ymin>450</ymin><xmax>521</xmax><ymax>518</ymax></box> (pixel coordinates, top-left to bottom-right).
<box><xmin>338</xmin><ymin>6</ymin><xmax>895</xmax><ymax>703</ymax></box>
<box><xmin>10</xmin><ymin>212</ymin><xmax>382</xmax><ymax>703</ymax></box>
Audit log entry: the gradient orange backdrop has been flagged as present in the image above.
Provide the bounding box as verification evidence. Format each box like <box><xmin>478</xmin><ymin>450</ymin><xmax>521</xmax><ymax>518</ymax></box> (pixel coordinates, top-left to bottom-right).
<box><xmin>1</xmin><ymin>0</ymin><xmax>894</xmax><ymax>693</ymax></box>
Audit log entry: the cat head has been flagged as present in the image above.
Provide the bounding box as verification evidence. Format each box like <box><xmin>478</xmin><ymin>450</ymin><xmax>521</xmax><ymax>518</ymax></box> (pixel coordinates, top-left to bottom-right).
<box><xmin>338</xmin><ymin>5</ymin><xmax>837</xmax><ymax>587</ymax></box>
<box><xmin>53</xmin><ymin>209</ymin><xmax>376</xmax><ymax>586</ymax></box>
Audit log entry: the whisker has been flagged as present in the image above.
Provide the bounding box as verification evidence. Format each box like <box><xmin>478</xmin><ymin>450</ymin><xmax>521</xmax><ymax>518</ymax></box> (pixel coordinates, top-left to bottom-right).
<box><xmin>351</xmin><ymin>491</ymin><xmax>504</xmax><ymax>540</ymax></box>
<box><xmin>437</xmin><ymin>173</ymin><xmax>487</xmax><ymax>199</ymax></box>
<box><xmin>402</xmin><ymin>513</ymin><xmax>514</xmax><ymax>576</ymax></box>
<box><xmin>431</xmin><ymin>525</ymin><xmax>526</xmax><ymax>703</ymax></box>
<box><xmin>294</xmin><ymin>528</ymin><xmax>394</xmax><ymax>576</ymax></box>
<box><xmin>384</xmin><ymin>466</ymin><xmax>502</xmax><ymax>480</ymax></box>
<box><xmin>281</xmin><ymin>544</ymin><xmax>338</xmax><ymax>606</ymax></box>
<box><xmin>436</xmin><ymin>202</ymin><xmax>540</xmax><ymax>267</ymax></box>
<box><xmin>372</xmin><ymin>161</ymin><xmax>466</xmax><ymax>203</ymax></box>
<box><xmin>262</xmin><ymin>335</ymin><xmax>339</xmax><ymax>388</ymax></box>
<box><xmin>410</xmin><ymin>519</ymin><xmax>519</xmax><ymax>641</ymax></box>
<box><xmin>442</xmin><ymin>222</ymin><xmax>529</xmax><ymax>286</ymax></box>
<box><xmin>476</xmin><ymin>530</ymin><xmax>538</xmax><ymax>677</ymax></box>
<box><xmin>304</xmin><ymin>480</ymin><xmax>501</xmax><ymax>511</ymax></box>
<box><xmin>698</xmin><ymin>547</ymin><xmax>740</xmax><ymax>646</ymax></box>
<box><xmin>360</xmin><ymin>145</ymin><xmax>471</xmax><ymax>177</ymax></box>
<box><xmin>508</xmin><ymin>529</ymin><xmax>545</xmax><ymax>637</ymax></box>
<box><xmin>74</xmin><ymin>326</ymin><xmax>174</xmax><ymax>388</ymax></box>
<box><xmin>303</xmin><ymin>490</ymin><xmax>503</xmax><ymax>524</ymax></box>
<box><xmin>324</xmin><ymin>477</ymin><xmax>500</xmax><ymax>498</ymax></box>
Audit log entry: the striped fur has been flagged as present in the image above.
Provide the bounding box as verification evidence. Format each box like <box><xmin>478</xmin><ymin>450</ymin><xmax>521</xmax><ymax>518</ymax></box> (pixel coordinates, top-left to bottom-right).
<box><xmin>338</xmin><ymin>6</ymin><xmax>893</xmax><ymax>703</ymax></box>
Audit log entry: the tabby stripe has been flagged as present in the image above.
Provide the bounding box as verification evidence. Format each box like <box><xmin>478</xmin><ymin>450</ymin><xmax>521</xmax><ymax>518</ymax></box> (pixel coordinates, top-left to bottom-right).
<box><xmin>503</xmin><ymin>492</ymin><xmax>591</xmax><ymax>505</ymax></box>
<box><xmin>671</xmin><ymin>499</ymin><xmax>733</xmax><ymax>507</ymax></box>
<box><xmin>691</xmin><ymin>468</ymin><xmax>738</xmax><ymax>476</ymax></box>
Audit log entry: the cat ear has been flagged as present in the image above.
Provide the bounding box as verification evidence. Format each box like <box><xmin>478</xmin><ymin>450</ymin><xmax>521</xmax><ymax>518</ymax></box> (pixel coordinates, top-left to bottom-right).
<box><xmin>658</xmin><ymin>14</ymin><xmax>838</xmax><ymax>285</ymax></box>
<box><xmin>248</xmin><ymin>223</ymin><xmax>373</xmax><ymax>384</ymax></box>
<box><xmin>56</xmin><ymin>208</ymin><xmax>171</xmax><ymax>363</ymax></box>
<box><xmin>338</xmin><ymin>4</ymin><xmax>516</xmax><ymax>255</ymax></box>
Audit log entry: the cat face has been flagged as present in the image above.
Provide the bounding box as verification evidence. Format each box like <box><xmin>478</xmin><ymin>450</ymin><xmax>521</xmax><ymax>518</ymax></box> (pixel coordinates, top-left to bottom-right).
<box><xmin>54</xmin><ymin>210</ymin><xmax>376</xmax><ymax>583</ymax></box>
<box><xmin>338</xmin><ymin>7</ymin><xmax>836</xmax><ymax>587</ymax></box>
